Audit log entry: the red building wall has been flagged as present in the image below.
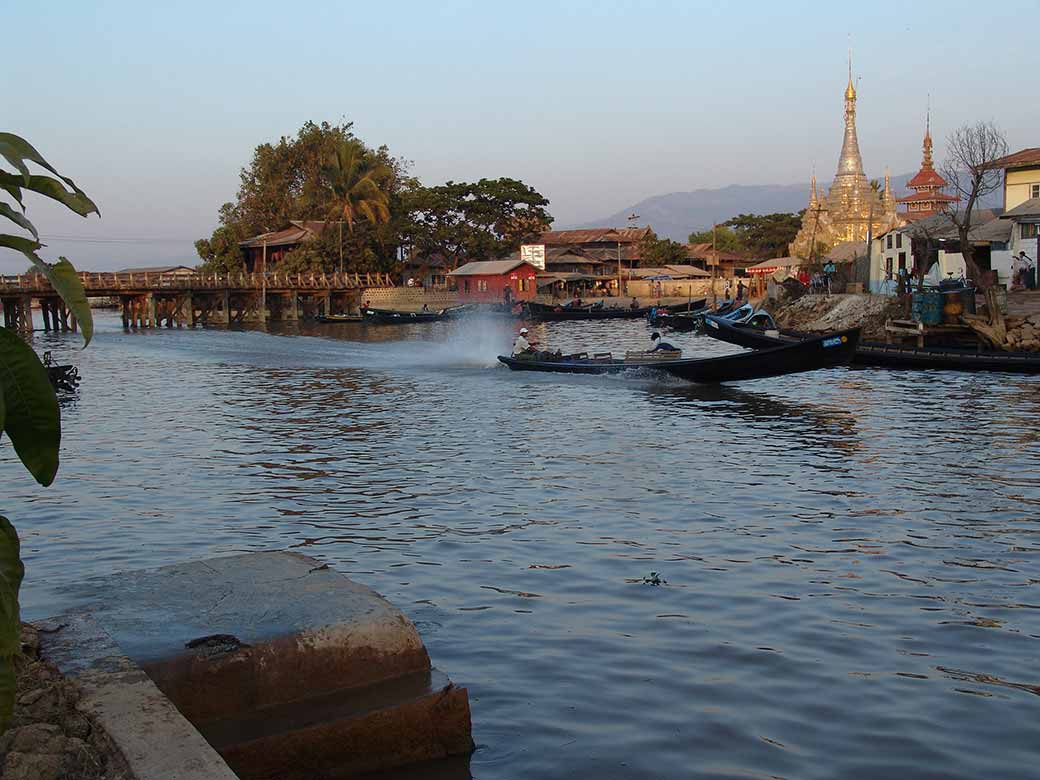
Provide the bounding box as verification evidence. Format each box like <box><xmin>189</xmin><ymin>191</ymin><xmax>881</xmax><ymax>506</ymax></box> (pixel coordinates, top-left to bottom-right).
<box><xmin>455</xmin><ymin>265</ymin><xmax>538</xmax><ymax>303</ymax></box>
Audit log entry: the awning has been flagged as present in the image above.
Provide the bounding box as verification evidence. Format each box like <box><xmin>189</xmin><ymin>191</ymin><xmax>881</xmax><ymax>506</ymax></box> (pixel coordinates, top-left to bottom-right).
<box><xmin>746</xmin><ymin>256</ymin><xmax>802</xmax><ymax>275</ymax></box>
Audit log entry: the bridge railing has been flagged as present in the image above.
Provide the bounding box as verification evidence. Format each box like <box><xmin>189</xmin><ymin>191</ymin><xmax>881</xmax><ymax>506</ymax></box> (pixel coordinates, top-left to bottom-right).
<box><xmin>0</xmin><ymin>271</ymin><xmax>397</xmax><ymax>294</ymax></box>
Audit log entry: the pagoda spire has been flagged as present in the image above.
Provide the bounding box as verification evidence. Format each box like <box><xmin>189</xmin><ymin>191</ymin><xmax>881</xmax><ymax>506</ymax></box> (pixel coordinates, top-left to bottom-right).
<box><xmin>921</xmin><ymin>104</ymin><xmax>934</xmax><ymax>170</ymax></box>
<box><xmin>809</xmin><ymin>173</ymin><xmax>819</xmax><ymax>207</ymax></box>
<box><xmin>836</xmin><ymin>55</ymin><xmax>865</xmax><ymax>179</ymax></box>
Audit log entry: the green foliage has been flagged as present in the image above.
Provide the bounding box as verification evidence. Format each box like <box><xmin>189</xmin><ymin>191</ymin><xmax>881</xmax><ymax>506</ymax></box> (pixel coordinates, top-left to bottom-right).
<box><xmin>0</xmin><ymin>134</ymin><xmax>97</xmax><ymax>347</ymax></box>
<box><xmin>725</xmin><ymin>212</ymin><xmax>804</xmax><ymax>258</ymax></box>
<box><xmin>0</xmin><ymin>329</ymin><xmax>61</xmax><ymax>486</ymax></box>
<box><xmin>687</xmin><ymin>225</ymin><xmax>743</xmax><ymax>253</ymax></box>
<box><xmin>404</xmin><ymin>178</ymin><xmax>551</xmax><ymax>267</ymax></box>
<box><xmin>639</xmin><ymin>233</ymin><xmax>688</xmax><ymax>265</ymax></box>
<box><xmin>195</xmin><ymin>219</ymin><xmax>247</xmax><ymax>273</ymax></box>
<box><xmin>0</xmin><ymin>131</ymin><xmax>94</xmax><ymax>732</ymax></box>
<box><xmin>197</xmin><ymin>122</ymin><xmax>411</xmax><ymax>274</ymax></box>
<box><xmin>0</xmin><ymin>517</ymin><xmax>21</xmax><ymax>731</ymax></box>
<box><xmin>321</xmin><ymin>139</ymin><xmax>392</xmax><ymax>235</ymax></box>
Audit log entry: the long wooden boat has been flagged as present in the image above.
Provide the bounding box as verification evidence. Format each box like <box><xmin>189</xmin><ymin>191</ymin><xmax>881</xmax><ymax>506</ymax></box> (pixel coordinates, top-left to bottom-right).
<box><xmin>702</xmin><ymin>314</ymin><xmax>1040</xmax><ymax>374</ymax></box>
<box><xmin>361</xmin><ymin>306</ymin><xmax>469</xmax><ymax>324</ymax></box>
<box><xmin>524</xmin><ymin>301</ymin><xmax>653</xmax><ymax>321</ymax></box>
<box><xmin>498</xmin><ymin>328</ymin><xmax>859</xmax><ymax>383</ymax></box>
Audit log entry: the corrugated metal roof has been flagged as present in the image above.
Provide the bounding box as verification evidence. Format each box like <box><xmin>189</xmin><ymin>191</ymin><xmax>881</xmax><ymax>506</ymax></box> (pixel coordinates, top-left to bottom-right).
<box><xmin>1001</xmin><ymin>197</ymin><xmax>1040</xmax><ymax>220</ymax></box>
<box><xmin>535</xmin><ymin>227</ymin><xmax>652</xmax><ymax>245</ymax></box>
<box><xmin>239</xmin><ymin>220</ymin><xmax>329</xmax><ymax>249</ymax></box>
<box><xmin>986</xmin><ymin>148</ymin><xmax>1040</xmax><ymax>170</ymax></box>
<box><xmin>116</xmin><ymin>265</ymin><xmax>196</xmax><ymax>274</ymax></box>
<box><xmin>448</xmin><ymin>259</ymin><xmax>536</xmax><ymax>276</ymax></box>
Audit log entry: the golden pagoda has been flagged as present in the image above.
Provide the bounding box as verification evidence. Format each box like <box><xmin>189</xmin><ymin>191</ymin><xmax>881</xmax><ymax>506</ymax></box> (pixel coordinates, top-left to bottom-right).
<box><xmin>790</xmin><ymin>61</ymin><xmax>900</xmax><ymax>259</ymax></box>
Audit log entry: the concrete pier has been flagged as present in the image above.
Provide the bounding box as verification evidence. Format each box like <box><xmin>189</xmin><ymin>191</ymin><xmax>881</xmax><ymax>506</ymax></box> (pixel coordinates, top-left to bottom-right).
<box><xmin>39</xmin><ymin>552</ymin><xmax>473</xmax><ymax>779</ymax></box>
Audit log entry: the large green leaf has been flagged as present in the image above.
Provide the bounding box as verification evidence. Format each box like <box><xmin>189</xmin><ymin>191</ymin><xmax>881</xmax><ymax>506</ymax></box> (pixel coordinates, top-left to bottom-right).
<box><xmin>0</xmin><ymin>659</ymin><xmax>13</xmax><ymax>733</ymax></box>
<box><xmin>0</xmin><ymin>237</ymin><xmax>93</xmax><ymax>347</ymax></box>
<box><xmin>0</xmin><ymin>171</ymin><xmax>98</xmax><ymax>218</ymax></box>
<box><xmin>0</xmin><ymin>133</ymin><xmax>86</xmax><ymax>196</ymax></box>
<box><xmin>0</xmin><ymin>516</ymin><xmax>22</xmax><ymax>733</ymax></box>
<box><xmin>0</xmin><ymin>518</ymin><xmax>22</xmax><ymax>657</ymax></box>
<box><xmin>0</xmin><ymin>202</ymin><xmax>37</xmax><ymax>239</ymax></box>
<box><xmin>0</xmin><ymin>182</ymin><xmax>23</xmax><ymax>209</ymax></box>
<box><xmin>0</xmin><ymin>329</ymin><xmax>60</xmax><ymax>486</ymax></box>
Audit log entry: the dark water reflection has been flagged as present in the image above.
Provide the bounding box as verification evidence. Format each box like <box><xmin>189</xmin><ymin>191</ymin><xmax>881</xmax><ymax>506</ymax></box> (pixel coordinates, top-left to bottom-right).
<box><xmin>4</xmin><ymin>312</ymin><xmax>1040</xmax><ymax>780</ymax></box>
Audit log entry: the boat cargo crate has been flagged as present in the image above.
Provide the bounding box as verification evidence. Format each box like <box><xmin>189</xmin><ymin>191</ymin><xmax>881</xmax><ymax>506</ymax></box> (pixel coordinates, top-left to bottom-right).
<box><xmin>911</xmin><ymin>291</ymin><xmax>943</xmax><ymax>325</ymax></box>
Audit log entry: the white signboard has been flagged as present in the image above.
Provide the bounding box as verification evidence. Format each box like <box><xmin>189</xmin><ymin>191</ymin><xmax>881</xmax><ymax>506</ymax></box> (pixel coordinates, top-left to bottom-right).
<box><xmin>520</xmin><ymin>244</ymin><xmax>546</xmax><ymax>270</ymax></box>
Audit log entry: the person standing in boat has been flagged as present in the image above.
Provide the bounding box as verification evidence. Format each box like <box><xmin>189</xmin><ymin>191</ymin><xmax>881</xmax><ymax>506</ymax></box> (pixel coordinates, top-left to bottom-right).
<box><xmin>649</xmin><ymin>332</ymin><xmax>678</xmax><ymax>352</ymax></box>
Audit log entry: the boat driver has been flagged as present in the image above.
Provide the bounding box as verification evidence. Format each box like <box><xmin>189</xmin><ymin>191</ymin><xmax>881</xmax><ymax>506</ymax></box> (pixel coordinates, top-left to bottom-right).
<box><xmin>513</xmin><ymin>327</ymin><xmax>536</xmax><ymax>356</ymax></box>
<box><xmin>649</xmin><ymin>332</ymin><xmax>678</xmax><ymax>352</ymax></box>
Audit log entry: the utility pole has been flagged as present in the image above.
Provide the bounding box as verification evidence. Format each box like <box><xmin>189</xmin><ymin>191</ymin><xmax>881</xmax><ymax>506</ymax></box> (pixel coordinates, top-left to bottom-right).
<box><xmin>338</xmin><ymin>221</ymin><xmax>344</xmax><ymax>275</ymax></box>
<box><xmin>711</xmin><ymin>223</ymin><xmax>718</xmax><ymax>307</ymax></box>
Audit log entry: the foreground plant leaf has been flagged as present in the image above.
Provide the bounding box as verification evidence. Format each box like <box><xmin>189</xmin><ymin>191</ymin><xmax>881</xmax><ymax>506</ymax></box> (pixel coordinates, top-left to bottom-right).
<box><xmin>0</xmin><ymin>203</ymin><xmax>37</xmax><ymax>240</ymax></box>
<box><xmin>0</xmin><ymin>171</ymin><xmax>99</xmax><ymax>218</ymax></box>
<box><xmin>0</xmin><ymin>237</ymin><xmax>93</xmax><ymax>347</ymax></box>
<box><xmin>0</xmin><ymin>517</ymin><xmax>23</xmax><ymax>732</ymax></box>
<box><xmin>0</xmin><ymin>329</ymin><xmax>60</xmax><ymax>485</ymax></box>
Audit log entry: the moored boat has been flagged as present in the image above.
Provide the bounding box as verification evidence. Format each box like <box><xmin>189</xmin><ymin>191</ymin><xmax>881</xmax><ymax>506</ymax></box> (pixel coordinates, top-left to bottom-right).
<box><xmin>498</xmin><ymin>328</ymin><xmax>859</xmax><ymax>383</ymax></box>
<box><xmin>524</xmin><ymin>301</ymin><xmax>653</xmax><ymax>321</ymax></box>
<box><xmin>702</xmin><ymin>314</ymin><xmax>1040</xmax><ymax>374</ymax></box>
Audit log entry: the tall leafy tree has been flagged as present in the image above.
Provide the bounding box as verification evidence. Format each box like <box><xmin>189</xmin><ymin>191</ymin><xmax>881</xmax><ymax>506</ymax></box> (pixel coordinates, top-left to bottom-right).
<box><xmin>725</xmin><ymin>212</ymin><xmax>804</xmax><ymax>258</ymax></box>
<box><xmin>639</xmin><ymin>233</ymin><xmax>688</xmax><ymax>265</ymax></box>
<box><xmin>688</xmin><ymin>225</ymin><xmax>743</xmax><ymax>253</ymax></box>
<box><xmin>317</xmin><ymin>139</ymin><xmax>392</xmax><ymax>272</ymax></box>
<box><xmin>404</xmin><ymin>178</ymin><xmax>551</xmax><ymax>268</ymax></box>
<box><xmin>197</xmin><ymin>121</ymin><xmax>410</xmax><ymax>274</ymax></box>
<box><xmin>0</xmin><ymin>132</ymin><xmax>96</xmax><ymax>730</ymax></box>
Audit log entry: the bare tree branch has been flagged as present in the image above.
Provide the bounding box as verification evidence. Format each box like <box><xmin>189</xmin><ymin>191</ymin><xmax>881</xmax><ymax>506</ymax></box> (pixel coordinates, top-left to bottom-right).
<box><xmin>939</xmin><ymin>122</ymin><xmax>1009</xmax><ymax>286</ymax></box>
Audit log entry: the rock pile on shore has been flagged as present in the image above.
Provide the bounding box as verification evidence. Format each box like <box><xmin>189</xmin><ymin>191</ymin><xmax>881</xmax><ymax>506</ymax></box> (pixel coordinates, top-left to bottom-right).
<box><xmin>767</xmin><ymin>294</ymin><xmax>901</xmax><ymax>340</ymax></box>
<box><xmin>1</xmin><ymin>626</ymin><xmax>129</xmax><ymax>780</ymax></box>
<box><xmin>1003</xmin><ymin>315</ymin><xmax>1040</xmax><ymax>351</ymax></box>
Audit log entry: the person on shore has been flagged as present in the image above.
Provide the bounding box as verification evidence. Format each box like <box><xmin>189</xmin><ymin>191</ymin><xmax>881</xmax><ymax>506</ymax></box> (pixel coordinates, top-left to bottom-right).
<box><xmin>649</xmin><ymin>332</ymin><xmax>678</xmax><ymax>352</ymax></box>
<box><xmin>630</xmin><ymin>296</ymin><xmax>640</xmax><ymax>310</ymax></box>
<box><xmin>823</xmin><ymin>260</ymin><xmax>836</xmax><ymax>294</ymax></box>
<box><xmin>736</xmin><ymin>280</ymin><xmax>747</xmax><ymax>301</ymax></box>
<box><xmin>421</xmin><ymin>303</ymin><xmax>430</xmax><ymax>312</ymax></box>
<box><xmin>1018</xmin><ymin>251</ymin><xmax>1035</xmax><ymax>289</ymax></box>
<box><xmin>512</xmin><ymin>327</ymin><xmax>535</xmax><ymax>356</ymax></box>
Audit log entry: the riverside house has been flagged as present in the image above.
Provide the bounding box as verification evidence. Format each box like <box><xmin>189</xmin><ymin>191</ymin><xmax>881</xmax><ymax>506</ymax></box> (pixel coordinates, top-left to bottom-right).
<box><xmin>448</xmin><ymin>258</ymin><xmax>539</xmax><ymax>303</ymax></box>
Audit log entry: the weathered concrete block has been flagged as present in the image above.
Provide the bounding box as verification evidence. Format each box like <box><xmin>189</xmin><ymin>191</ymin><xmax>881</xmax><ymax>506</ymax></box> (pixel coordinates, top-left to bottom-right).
<box><xmin>45</xmin><ymin>552</ymin><xmax>473</xmax><ymax>779</ymax></box>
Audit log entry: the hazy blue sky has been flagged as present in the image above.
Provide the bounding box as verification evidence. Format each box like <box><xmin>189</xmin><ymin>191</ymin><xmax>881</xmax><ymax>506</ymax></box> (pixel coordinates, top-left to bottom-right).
<box><xmin>4</xmin><ymin>0</ymin><xmax>1035</xmax><ymax>271</ymax></box>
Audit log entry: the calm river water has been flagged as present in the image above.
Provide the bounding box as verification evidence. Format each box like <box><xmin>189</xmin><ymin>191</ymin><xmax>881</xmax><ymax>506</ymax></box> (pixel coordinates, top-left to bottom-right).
<box><xmin>5</xmin><ymin>311</ymin><xmax>1040</xmax><ymax>779</ymax></box>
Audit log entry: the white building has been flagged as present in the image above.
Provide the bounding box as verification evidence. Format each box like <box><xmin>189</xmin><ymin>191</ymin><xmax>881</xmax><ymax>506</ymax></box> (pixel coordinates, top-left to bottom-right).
<box><xmin>869</xmin><ymin>211</ymin><xmax>1012</xmax><ymax>293</ymax></box>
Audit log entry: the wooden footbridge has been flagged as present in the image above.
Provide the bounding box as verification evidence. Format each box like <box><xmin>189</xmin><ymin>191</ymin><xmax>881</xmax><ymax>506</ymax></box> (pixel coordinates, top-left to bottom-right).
<box><xmin>0</xmin><ymin>270</ymin><xmax>395</xmax><ymax>331</ymax></box>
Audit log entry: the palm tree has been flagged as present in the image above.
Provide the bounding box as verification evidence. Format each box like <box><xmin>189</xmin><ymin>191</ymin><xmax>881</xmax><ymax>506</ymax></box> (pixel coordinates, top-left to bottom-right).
<box><xmin>322</xmin><ymin>139</ymin><xmax>392</xmax><ymax>272</ymax></box>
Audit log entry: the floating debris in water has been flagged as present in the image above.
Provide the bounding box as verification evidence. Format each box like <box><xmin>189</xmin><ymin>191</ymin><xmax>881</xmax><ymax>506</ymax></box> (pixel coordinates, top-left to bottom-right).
<box><xmin>642</xmin><ymin>572</ymin><xmax>667</xmax><ymax>586</ymax></box>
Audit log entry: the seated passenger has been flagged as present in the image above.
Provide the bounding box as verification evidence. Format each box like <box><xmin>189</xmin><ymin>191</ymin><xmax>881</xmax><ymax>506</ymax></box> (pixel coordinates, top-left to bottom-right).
<box><xmin>512</xmin><ymin>327</ymin><xmax>536</xmax><ymax>356</ymax></box>
<box><xmin>649</xmin><ymin>332</ymin><xmax>678</xmax><ymax>352</ymax></box>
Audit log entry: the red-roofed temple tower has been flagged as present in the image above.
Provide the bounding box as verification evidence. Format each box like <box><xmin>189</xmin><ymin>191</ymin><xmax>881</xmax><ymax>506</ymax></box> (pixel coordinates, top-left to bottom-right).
<box><xmin>896</xmin><ymin>116</ymin><xmax>959</xmax><ymax>220</ymax></box>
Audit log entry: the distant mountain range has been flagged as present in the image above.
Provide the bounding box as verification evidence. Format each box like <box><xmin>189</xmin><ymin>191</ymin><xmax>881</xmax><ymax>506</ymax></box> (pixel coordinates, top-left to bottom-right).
<box><xmin>576</xmin><ymin>174</ymin><xmax>918</xmax><ymax>242</ymax></box>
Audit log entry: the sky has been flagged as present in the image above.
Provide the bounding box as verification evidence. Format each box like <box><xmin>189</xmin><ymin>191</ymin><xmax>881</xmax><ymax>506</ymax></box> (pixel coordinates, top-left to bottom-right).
<box><xmin>4</xmin><ymin>0</ymin><xmax>1036</xmax><ymax>272</ymax></box>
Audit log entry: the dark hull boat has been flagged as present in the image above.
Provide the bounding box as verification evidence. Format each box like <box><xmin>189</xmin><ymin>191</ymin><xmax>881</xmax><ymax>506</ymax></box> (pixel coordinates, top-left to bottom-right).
<box><xmin>524</xmin><ymin>301</ymin><xmax>653</xmax><ymax>321</ymax></box>
<box><xmin>702</xmin><ymin>315</ymin><xmax>1040</xmax><ymax>374</ymax></box>
<box><xmin>317</xmin><ymin>306</ymin><xmax>472</xmax><ymax>324</ymax></box>
<box><xmin>315</xmin><ymin>314</ymin><xmax>364</xmax><ymax>323</ymax></box>
<box><xmin>43</xmin><ymin>352</ymin><xmax>80</xmax><ymax>392</ymax></box>
<box><xmin>498</xmin><ymin>328</ymin><xmax>859</xmax><ymax>384</ymax></box>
